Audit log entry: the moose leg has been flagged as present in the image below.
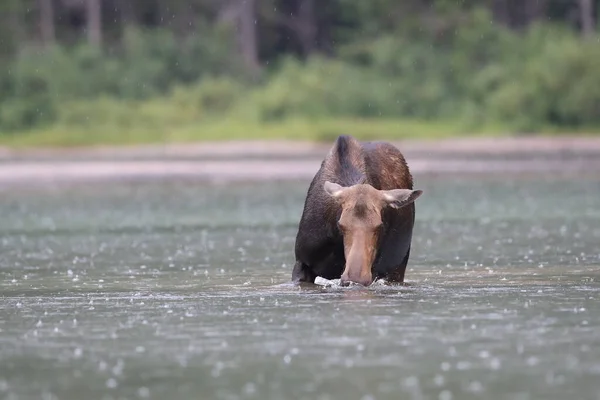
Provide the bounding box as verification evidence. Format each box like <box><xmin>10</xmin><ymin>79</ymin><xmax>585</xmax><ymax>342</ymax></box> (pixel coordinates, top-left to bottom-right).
<box><xmin>386</xmin><ymin>246</ymin><xmax>411</xmax><ymax>283</ymax></box>
<box><xmin>292</xmin><ymin>261</ymin><xmax>317</xmax><ymax>283</ymax></box>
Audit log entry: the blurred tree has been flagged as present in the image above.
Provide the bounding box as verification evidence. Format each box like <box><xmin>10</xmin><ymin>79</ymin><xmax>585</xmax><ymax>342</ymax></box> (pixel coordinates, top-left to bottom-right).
<box><xmin>219</xmin><ymin>0</ymin><xmax>260</xmax><ymax>73</ymax></box>
<box><xmin>2</xmin><ymin>0</ymin><xmax>600</xmax><ymax>134</ymax></box>
<box><xmin>39</xmin><ymin>0</ymin><xmax>55</xmax><ymax>47</ymax></box>
<box><xmin>0</xmin><ymin>0</ymin><xmax>24</xmax><ymax>57</ymax></box>
<box><xmin>276</xmin><ymin>0</ymin><xmax>316</xmax><ymax>55</ymax></box>
<box><xmin>86</xmin><ymin>0</ymin><xmax>102</xmax><ymax>46</ymax></box>
<box><xmin>259</xmin><ymin>0</ymin><xmax>318</xmax><ymax>58</ymax></box>
<box><xmin>118</xmin><ymin>0</ymin><xmax>137</xmax><ymax>25</ymax></box>
<box><xmin>579</xmin><ymin>0</ymin><xmax>595</xmax><ymax>35</ymax></box>
<box><xmin>239</xmin><ymin>0</ymin><xmax>260</xmax><ymax>73</ymax></box>
<box><xmin>525</xmin><ymin>0</ymin><xmax>549</xmax><ymax>22</ymax></box>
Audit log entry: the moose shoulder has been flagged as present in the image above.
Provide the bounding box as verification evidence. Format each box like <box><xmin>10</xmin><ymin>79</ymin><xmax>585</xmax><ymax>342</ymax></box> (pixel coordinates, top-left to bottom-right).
<box><xmin>292</xmin><ymin>134</ymin><xmax>422</xmax><ymax>286</ymax></box>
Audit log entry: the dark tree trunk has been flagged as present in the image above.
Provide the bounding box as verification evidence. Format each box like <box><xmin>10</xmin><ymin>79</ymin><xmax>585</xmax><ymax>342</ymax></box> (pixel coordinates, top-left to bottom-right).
<box><xmin>580</xmin><ymin>0</ymin><xmax>595</xmax><ymax>36</ymax></box>
<box><xmin>491</xmin><ymin>0</ymin><xmax>510</xmax><ymax>27</ymax></box>
<box><xmin>238</xmin><ymin>0</ymin><xmax>260</xmax><ymax>74</ymax></box>
<box><xmin>174</xmin><ymin>1</ymin><xmax>196</xmax><ymax>37</ymax></box>
<box><xmin>158</xmin><ymin>1</ymin><xmax>172</xmax><ymax>26</ymax></box>
<box><xmin>119</xmin><ymin>0</ymin><xmax>137</xmax><ymax>25</ymax></box>
<box><xmin>8</xmin><ymin>0</ymin><xmax>25</xmax><ymax>52</ymax></box>
<box><xmin>39</xmin><ymin>0</ymin><xmax>55</xmax><ymax>47</ymax></box>
<box><xmin>524</xmin><ymin>0</ymin><xmax>548</xmax><ymax>25</ymax></box>
<box><xmin>86</xmin><ymin>0</ymin><xmax>102</xmax><ymax>46</ymax></box>
<box><xmin>297</xmin><ymin>0</ymin><xmax>316</xmax><ymax>55</ymax></box>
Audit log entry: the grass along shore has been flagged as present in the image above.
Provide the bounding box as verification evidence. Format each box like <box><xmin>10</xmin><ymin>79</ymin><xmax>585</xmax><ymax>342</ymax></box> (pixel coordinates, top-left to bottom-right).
<box><xmin>4</xmin><ymin>115</ymin><xmax>596</xmax><ymax>149</ymax></box>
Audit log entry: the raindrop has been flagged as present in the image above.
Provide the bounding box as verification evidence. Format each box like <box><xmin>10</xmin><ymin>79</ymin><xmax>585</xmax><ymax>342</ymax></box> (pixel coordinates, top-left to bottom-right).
<box><xmin>467</xmin><ymin>381</ymin><xmax>483</xmax><ymax>392</ymax></box>
<box><xmin>403</xmin><ymin>376</ymin><xmax>419</xmax><ymax>388</ymax></box>
<box><xmin>517</xmin><ymin>343</ymin><xmax>525</xmax><ymax>354</ymax></box>
<box><xmin>244</xmin><ymin>383</ymin><xmax>256</xmax><ymax>395</ymax></box>
<box><xmin>527</xmin><ymin>356</ymin><xmax>539</xmax><ymax>366</ymax></box>
<box><xmin>211</xmin><ymin>362</ymin><xmax>224</xmax><ymax>377</ymax></box>
<box><xmin>439</xmin><ymin>390</ymin><xmax>453</xmax><ymax>400</ymax></box>
<box><xmin>490</xmin><ymin>358</ymin><xmax>501</xmax><ymax>370</ymax></box>
<box><xmin>112</xmin><ymin>360</ymin><xmax>124</xmax><ymax>376</ymax></box>
<box><xmin>456</xmin><ymin>361</ymin><xmax>471</xmax><ymax>370</ymax></box>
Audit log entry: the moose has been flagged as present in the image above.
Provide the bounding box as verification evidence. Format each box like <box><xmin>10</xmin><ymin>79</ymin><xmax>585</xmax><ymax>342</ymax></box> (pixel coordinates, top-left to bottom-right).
<box><xmin>292</xmin><ymin>134</ymin><xmax>423</xmax><ymax>286</ymax></box>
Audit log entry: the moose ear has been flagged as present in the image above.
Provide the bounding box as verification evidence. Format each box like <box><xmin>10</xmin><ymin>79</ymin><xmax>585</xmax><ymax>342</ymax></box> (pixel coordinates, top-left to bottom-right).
<box><xmin>324</xmin><ymin>181</ymin><xmax>345</xmax><ymax>198</ymax></box>
<box><xmin>382</xmin><ymin>189</ymin><xmax>423</xmax><ymax>209</ymax></box>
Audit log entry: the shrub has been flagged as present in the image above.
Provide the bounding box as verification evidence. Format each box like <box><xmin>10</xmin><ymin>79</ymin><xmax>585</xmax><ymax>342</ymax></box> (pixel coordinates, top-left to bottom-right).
<box><xmin>0</xmin><ymin>26</ymin><xmax>241</xmax><ymax>131</ymax></box>
<box><xmin>2</xmin><ymin>7</ymin><xmax>600</xmax><ymax>137</ymax></box>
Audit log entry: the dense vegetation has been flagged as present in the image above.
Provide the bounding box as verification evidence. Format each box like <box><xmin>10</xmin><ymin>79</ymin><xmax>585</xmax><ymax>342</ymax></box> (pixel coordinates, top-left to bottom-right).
<box><xmin>0</xmin><ymin>0</ymin><xmax>599</xmax><ymax>145</ymax></box>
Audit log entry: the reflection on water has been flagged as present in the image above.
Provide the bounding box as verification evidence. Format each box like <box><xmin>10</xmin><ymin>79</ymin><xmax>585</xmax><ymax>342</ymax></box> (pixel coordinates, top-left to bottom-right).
<box><xmin>0</xmin><ymin>174</ymin><xmax>599</xmax><ymax>400</ymax></box>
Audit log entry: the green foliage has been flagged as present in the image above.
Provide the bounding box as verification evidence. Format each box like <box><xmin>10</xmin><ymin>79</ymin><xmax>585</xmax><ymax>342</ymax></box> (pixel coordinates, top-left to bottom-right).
<box><xmin>249</xmin><ymin>57</ymin><xmax>392</xmax><ymax>120</ymax></box>
<box><xmin>0</xmin><ymin>26</ymin><xmax>240</xmax><ymax>132</ymax></box>
<box><xmin>1</xmin><ymin>4</ymin><xmax>600</xmax><ymax>142</ymax></box>
<box><xmin>242</xmin><ymin>9</ymin><xmax>600</xmax><ymax>133</ymax></box>
<box><xmin>47</xmin><ymin>77</ymin><xmax>246</xmax><ymax>144</ymax></box>
<box><xmin>0</xmin><ymin>56</ymin><xmax>57</xmax><ymax>131</ymax></box>
<box><xmin>466</xmin><ymin>23</ymin><xmax>600</xmax><ymax>131</ymax></box>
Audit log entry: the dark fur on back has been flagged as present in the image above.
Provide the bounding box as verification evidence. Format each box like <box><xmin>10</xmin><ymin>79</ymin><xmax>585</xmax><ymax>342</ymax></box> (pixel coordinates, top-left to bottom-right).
<box><xmin>292</xmin><ymin>134</ymin><xmax>417</xmax><ymax>284</ymax></box>
<box><xmin>333</xmin><ymin>134</ymin><xmax>365</xmax><ymax>185</ymax></box>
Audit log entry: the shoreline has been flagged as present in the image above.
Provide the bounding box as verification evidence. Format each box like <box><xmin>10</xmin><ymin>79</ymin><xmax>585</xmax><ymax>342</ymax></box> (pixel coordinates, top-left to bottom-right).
<box><xmin>1</xmin><ymin>136</ymin><xmax>599</xmax><ymax>184</ymax></box>
<box><xmin>2</xmin><ymin>136</ymin><xmax>600</xmax><ymax>159</ymax></box>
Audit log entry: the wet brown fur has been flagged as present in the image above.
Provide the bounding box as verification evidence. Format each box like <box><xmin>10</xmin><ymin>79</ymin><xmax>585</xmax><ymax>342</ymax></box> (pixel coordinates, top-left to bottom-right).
<box><xmin>292</xmin><ymin>134</ymin><xmax>421</xmax><ymax>286</ymax></box>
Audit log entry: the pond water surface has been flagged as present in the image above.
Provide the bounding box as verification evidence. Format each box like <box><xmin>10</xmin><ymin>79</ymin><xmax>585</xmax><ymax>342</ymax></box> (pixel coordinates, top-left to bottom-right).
<box><xmin>1</xmin><ymin>174</ymin><xmax>599</xmax><ymax>400</ymax></box>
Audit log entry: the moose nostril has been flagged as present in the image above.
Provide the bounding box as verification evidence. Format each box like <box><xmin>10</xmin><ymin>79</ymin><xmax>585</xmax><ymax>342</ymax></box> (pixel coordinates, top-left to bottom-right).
<box><xmin>340</xmin><ymin>273</ymin><xmax>350</xmax><ymax>286</ymax></box>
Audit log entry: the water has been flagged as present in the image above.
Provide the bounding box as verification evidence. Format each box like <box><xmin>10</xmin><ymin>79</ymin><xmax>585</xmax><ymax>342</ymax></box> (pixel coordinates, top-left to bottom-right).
<box><xmin>1</xmin><ymin>174</ymin><xmax>599</xmax><ymax>400</ymax></box>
